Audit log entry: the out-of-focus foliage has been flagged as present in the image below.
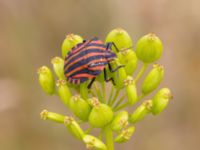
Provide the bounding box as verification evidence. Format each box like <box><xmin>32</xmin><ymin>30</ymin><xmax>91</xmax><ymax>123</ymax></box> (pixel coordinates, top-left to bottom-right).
<box><xmin>0</xmin><ymin>0</ymin><xmax>200</xmax><ymax>150</ymax></box>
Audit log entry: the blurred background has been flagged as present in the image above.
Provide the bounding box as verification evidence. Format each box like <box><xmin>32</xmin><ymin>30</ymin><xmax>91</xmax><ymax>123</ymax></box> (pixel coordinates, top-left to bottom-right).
<box><xmin>0</xmin><ymin>0</ymin><xmax>200</xmax><ymax>150</ymax></box>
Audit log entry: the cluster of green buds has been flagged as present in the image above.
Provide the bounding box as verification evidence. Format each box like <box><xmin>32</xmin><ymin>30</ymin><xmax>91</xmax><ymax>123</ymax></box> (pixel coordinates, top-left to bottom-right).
<box><xmin>37</xmin><ymin>28</ymin><xmax>172</xmax><ymax>150</ymax></box>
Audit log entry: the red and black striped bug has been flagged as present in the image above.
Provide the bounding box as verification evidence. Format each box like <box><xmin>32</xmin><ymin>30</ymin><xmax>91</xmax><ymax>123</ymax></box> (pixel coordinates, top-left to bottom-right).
<box><xmin>64</xmin><ymin>37</ymin><xmax>123</xmax><ymax>88</ymax></box>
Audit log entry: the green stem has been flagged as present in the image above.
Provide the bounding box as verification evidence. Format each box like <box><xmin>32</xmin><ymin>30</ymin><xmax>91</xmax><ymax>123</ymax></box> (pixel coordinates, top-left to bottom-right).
<box><xmin>113</xmin><ymin>94</ymin><xmax>126</xmax><ymax>109</ymax></box>
<box><xmin>114</xmin><ymin>102</ymin><xmax>129</xmax><ymax>112</ymax></box>
<box><xmin>85</xmin><ymin>126</ymin><xmax>94</xmax><ymax>134</ymax></box>
<box><xmin>110</xmin><ymin>89</ymin><xmax>120</xmax><ymax>106</ymax></box>
<box><xmin>108</xmin><ymin>86</ymin><xmax>115</xmax><ymax>105</ymax></box>
<box><xmin>94</xmin><ymin>83</ymin><xmax>104</xmax><ymax>102</ymax></box>
<box><xmin>135</xmin><ymin>63</ymin><xmax>148</xmax><ymax>83</ymax></box>
<box><xmin>104</xmin><ymin>126</ymin><xmax>114</xmax><ymax>150</ymax></box>
<box><xmin>101</xmin><ymin>82</ymin><xmax>106</xmax><ymax>101</ymax></box>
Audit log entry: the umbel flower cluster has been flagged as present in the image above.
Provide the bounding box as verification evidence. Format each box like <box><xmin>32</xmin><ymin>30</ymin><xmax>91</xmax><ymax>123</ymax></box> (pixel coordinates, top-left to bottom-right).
<box><xmin>38</xmin><ymin>28</ymin><xmax>172</xmax><ymax>150</ymax></box>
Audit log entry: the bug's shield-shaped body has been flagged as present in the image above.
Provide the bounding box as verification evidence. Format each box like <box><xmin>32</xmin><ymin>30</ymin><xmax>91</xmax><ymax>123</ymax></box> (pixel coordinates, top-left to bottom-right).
<box><xmin>64</xmin><ymin>38</ymin><xmax>116</xmax><ymax>84</ymax></box>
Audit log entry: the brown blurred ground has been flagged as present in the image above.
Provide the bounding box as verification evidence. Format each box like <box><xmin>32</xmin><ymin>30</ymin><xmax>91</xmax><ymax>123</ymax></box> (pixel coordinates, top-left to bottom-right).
<box><xmin>0</xmin><ymin>0</ymin><xmax>200</xmax><ymax>150</ymax></box>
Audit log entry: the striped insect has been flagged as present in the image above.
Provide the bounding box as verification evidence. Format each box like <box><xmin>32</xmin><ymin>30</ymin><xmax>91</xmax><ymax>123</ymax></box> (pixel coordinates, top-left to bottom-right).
<box><xmin>64</xmin><ymin>37</ymin><xmax>123</xmax><ymax>88</ymax></box>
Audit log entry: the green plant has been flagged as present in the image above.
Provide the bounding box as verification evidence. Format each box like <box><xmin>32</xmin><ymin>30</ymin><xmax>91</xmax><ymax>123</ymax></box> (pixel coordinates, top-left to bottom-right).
<box><xmin>37</xmin><ymin>28</ymin><xmax>172</xmax><ymax>150</ymax></box>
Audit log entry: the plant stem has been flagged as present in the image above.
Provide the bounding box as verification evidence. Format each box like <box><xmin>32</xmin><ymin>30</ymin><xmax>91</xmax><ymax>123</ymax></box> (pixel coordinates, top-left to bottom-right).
<box><xmin>94</xmin><ymin>83</ymin><xmax>104</xmax><ymax>102</ymax></box>
<box><xmin>101</xmin><ymin>82</ymin><xmax>106</xmax><ymax>101</ymax></box>
<box><xmin>135</xmin><ymin>63</ymin><xmax>148</xmax><ymax>83</ymax></box>
<box><xmin>114</xmin><ymin>102</ymin><xmax>129</xmax><ymax>112</ymax></box>
<box><xmin>110</xmin><ymin>89</ymin><xmax>120</xmax><ymax>106</ymax></box>
<box><xmin>113</xmin><ymin>94</ymin><xmax>126</xmax><ymax>109</ymax></box>
<box><xmin>104</xmin><ymin>125</ymin><xmax>114</xmax><ymax>150</ymax></box>
<box><xmin>108</xmin><ymin>86</ymin><xmax>115</xmax><ymax>105</ymax></box>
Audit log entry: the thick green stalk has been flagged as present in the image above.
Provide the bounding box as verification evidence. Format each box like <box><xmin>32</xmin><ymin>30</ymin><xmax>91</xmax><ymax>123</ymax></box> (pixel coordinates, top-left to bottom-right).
<box><xmin>110</xmin><ymin>89</ymin><xmax>120</xmax><ymax>106</ymax></box>
<box><xmin>104</xmin><ymin>125</ymin><xmax>114</xmax><ymax>150</ymax></box>
<box><xmin>108</xmin><ymin>86</ymin><xmax>115</xmax><ymax>105</ymax></box>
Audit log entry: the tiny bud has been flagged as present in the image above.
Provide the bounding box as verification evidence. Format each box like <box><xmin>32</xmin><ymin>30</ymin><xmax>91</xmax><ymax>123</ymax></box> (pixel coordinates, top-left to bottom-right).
<box><xmin>130</xmin><ymin>100</ymin><xmax>153</xmax><ymax>124</ymax></box>
<box><xmin>40</xmin><ymin>109</ymin><xmax>65</xmax><ymax>123</ymax></box>
<box><xmin>61</xmin><ymin>34</ymin><xmax>83</xmax><ymax>58</ymax></box>
<box><xmin>136</xmin><ymin>33</ymin><xmax>163</xmax><ymax>63</ymax></box>
<box><xmin>111</xmin><ymin>111</ymin><xmax>129</xmax><ymax>131</ymax></box>
<box><xmin>51</xmin><ymin>57</ymin><xmax>65</xmax><ymax>79</ymax></box>
<box><xmin>105</xmin><ymin>28</ymin><xmax>133</xmax><ymax>53</ymax></box>
<box><xmin>111</xmin><ymin>59</ymin><xmax>127</xmax><ymax>89</ymax></box>
<box><xmin>64</xmin><ymin>116</ymin><xmax>85</xmax><ymax>140</ymax></box>
<box><xmin>38</xmin><ymin>66</ymin><xmax>55</xmax><ymax>95</ymax></box>
<box><xmin>114</xmin><ymin>126</ymin><xmax>135</xmax><ymax>143</ymax></box>
<box><xmin>83</xmin><ymin>134</ymin><xmax>107</xmax><ymax>150</ymax></box>
<box><xmin>152</xmin><ymin>88</ymin><xmax>172</xmax><ymax>115</ymax></box>
<box><xmin>56</xmin><ymin>79</ymin><xmax>72</xmax><ymax>106</ymax></box>
<box><xmin>124</xmin><ymin>76</ymin><xmax>137</xmax><ymax>105</ymax></box>
<box><xmin>69</xmin><ymin>95</ymin><xmax>91</xmax><ymax>121</ymax></box>
<box><xmin>118</xmin><ymin>49</ymin><xmax>138</xmax><ymax>75</ymax></box>
<box><xmin>89</xmin><ymin>100</ymin><xmax>113</xmax><ymax>128</ymax></box>
<box><xmin>142</xmin><ymin>64</ymin><xmax>164</xmax><ymax>95</ymax></box>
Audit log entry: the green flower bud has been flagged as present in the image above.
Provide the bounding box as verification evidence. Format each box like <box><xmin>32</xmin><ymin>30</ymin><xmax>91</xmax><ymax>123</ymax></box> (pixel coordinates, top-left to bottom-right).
<box><xmin>136</xmin><ymin>33</ymin><xmax>163</xmax><ymax>63</ymax></box>
<box><xmin>40</xmin><ymin>109</ymin><xmax>65</xmax><ymax>123</ymax></box>
<box><xmin>117</xmin><ymin>49</ymin><xmax>138</xmax><ymax>75</ymax></box>
<box><xmin>111</xmin><ymin>111</ymin><xmax>129</xmax><ymax>131</ymax></box>
<box><xmin>105</xmin><ymin>28</ymin><xmax>133</xmax><ymax>53</ymax></box>
<box><xmin>142</xmin><ymin>64</ymin><xmax>164</xmax><ymax>95</ymax></box>
<box><xmin>129</xmin><ymin>100</ymin><xmax>153</xmax><ymax>124</ymax></box>
<box><xmin>38</xmin><ymin>66</ymin><xmax>55</xmax><ymax>95</ymax></box>
<box><xmin>114</xmin><ymin>126</ymin><xmax>135</xmax><ymax>143</ymax></box>
<box><xmin>83</xmin><ymin>134</ymin><xmax>107</xmax><ymax>150</ymax></box>
<box><xmin>56</xmin><ymin>79</ymin><xmax>72</xmax><ymax>106</ymax></box>
<box><xmin>111</xmin><ymin>59</ymin><xmax>127</xmax><ymax>89</ymax></box>
<box><xmin>152</xmin><ymin>88</ymin><xmax>172</xmax><ymax>115</ymax></box>
<box><xmin>124</xmin><ymin>76</ymin><xmax>137</xmax><ymax>105</ymax></box>
<box><xmin>69</xmin><ymin>95</ymin><xmax>91</xmax><ymax>121</ymax></box>
<box><xmin>64</xmin><ymin>116</ymin><xmax>85</xmax><ymax>140</ymax></box>
<box><xmin>51</xmin><ymin>57</ymin><xmax>65</xmax><ymax>79</ymax></box>
<box><xmin>89</xmin><ymin>97</ymin><xmax>113</xmax><ymax>128</ymax></box>
<box><xmin>61</xmin><ymin>34</ymin><xmax>83</xmax><ymax>58</ymax></box>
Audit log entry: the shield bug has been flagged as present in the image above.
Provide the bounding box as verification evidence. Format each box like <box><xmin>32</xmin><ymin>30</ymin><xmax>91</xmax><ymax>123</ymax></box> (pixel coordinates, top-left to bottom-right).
<box><xmin>64</xmin><ymin>37</ymin><xmax>124</xmax><ymax>88</ymax></box>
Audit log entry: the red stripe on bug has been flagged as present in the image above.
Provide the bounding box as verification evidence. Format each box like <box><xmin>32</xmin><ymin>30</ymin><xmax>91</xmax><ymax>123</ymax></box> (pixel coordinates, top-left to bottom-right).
<box><xmin>65</xmin><ymin>52</ymin><xmax>106</xmax><ymax>70</ymax></box>
<box><xmin>73</xmin><ymin>73</ymin><xmax>95</xmax><ymax>78</ymax></box>
<box><xmin>65</xmin><ymin>46</ymin><xmax>106</xmax><ymax>65</ymax></box>
<box><xmin>88</xmin><ymin>66</ymin><xmax>105</xmax><ymax>71</ymax></box>
<box><xmin>65</xmin><ymin>52</ymin><xmax>106</xmax><ymax>77</ymax></box>
<box><xmin>71</xmin><ymin>40</ymin><xmax>91</xmax><ymax>54</ymax></box>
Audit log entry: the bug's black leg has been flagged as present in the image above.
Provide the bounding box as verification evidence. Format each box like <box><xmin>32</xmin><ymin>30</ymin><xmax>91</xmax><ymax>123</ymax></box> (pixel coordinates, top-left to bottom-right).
<box><xmin>108</xmin><ymin>62</ymin><xmax>125</xmax><ymax>73</ymax></box>
<box><xmin>104</xmin><ymin>68</ymin><xmax>115</xmax><ymax>85</ymax></box>
<box><xmin>87</xmin><ymin>77</ymin><xmax>96</xmax><ymax>89</ymax></box>
<box><xmin>106</xmin><ymin>42</ymin><xmax>133</xmax><ymax>52</ymax></box>
<box><xmin>106</xmin><ymin>42</ymin><xmax>120</xmax><ymax>52</ymax></box>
